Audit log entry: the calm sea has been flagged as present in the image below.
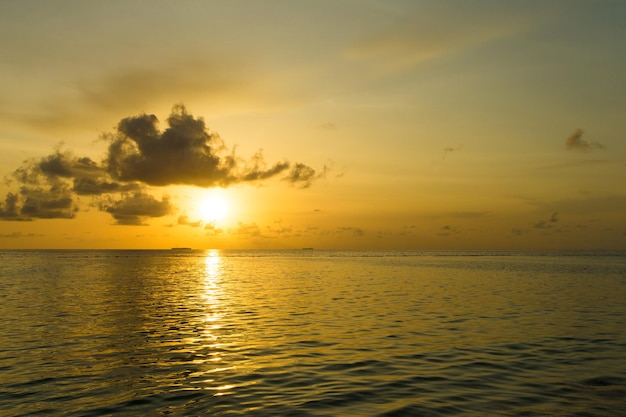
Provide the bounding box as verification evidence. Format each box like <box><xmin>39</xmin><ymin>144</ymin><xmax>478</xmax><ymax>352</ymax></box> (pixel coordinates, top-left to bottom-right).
<box><xmin>0</xmin><ymin>249</ymin><xmax>625</xmax><ymax>416</ymax></box>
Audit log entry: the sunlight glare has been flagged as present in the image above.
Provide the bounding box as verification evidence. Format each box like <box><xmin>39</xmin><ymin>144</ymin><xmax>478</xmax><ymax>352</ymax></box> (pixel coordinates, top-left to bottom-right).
<box><xmin>199</xmin><ymin>195</ymin><xmax>229</xmax><ymax>223</ymax></box>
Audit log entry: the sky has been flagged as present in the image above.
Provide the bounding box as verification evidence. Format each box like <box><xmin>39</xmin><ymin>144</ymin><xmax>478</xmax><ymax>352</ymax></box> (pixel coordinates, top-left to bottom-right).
<box><xmin>1</xmin><ymin>0</ymin><xmax>625</xmax><ymax>250</ymax></box>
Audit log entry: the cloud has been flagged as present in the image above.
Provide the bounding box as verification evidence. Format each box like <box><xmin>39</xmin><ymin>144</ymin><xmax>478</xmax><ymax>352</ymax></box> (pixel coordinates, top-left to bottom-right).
<box><xmin>0</xmin><ymin>193</ymin><xmax>27</xmax><ymax>221</ymax></box>
<box><xmin>3</xmin><ymin>149</ymin><xmax>130</xmax><ymax>221</ymax></box>
<box><xmin>442</xmin><ymin>145</ymin><xmax>463</xmax><ymax>160</ymax></box>
<box><xmin>282</xmin><ymin>163</ymin><xmax>329</xmax><ymax>189</ymax></box>
<box><xmin>105</xmin><ymin>105</ymin><xmax>322</xmax><ymax>188</ymax></box>
<box><xmin>532</xmin><ymin>195</ymin><xmax>626</xmax><ymax>215</ymax></box>
<box><xmin>510</xmin><ymin>228</ymin><xmax>525</xmax><ymax>237</ymax></box>
<box><xmin>204</xmin><ymin>223</ymin><xmax>223</xmax><ymax>235</ymax></box>
<box><xmin>231</xmin><ymin>222</ymin><xmax>262</xmax><ymax>238</ymax></box>
<box><xmin>8</xmin><ymin>161</ymin><xmax>78</xmax><ymax>220</ymax></box>
<box><xmin>0</xmin><ymin>232</ymin><xmax>43</xmax><ymax>238</ymax></box>
<box><xmin>19</xmin><ymin>149</ymin><xmax>140</xmax><ymax>196</ymax></box>
<box><xmin>1</xmin><ymin>105</ymin><xmax>324</xmax><ymax>224</ymax></box>
<box><xmin>337</xmin><ymin>226</ymin><xmax>365</xmax><ymax>237</ymax></box>
<box><xmin>565</xmin><ymin>128</ymin><xmax>605</xmax><ymax>152</ymax></box>
<box><xmin>438</xmin><ymin>225</ymin><xmax>461</xmax><ymax>236</ymax></box>
<box><xmin>319</xmin><ymin>122</ymin><xmax>337</xmax><ymax>130</ymax></box>
<box><xmin>12</xmin><ymin>58</ymin><xmax>263</xmax><ymax>133</ymax></box>
<box><xmin>346</xmin><ymin>8</ymin><xmax>532</xmax><ymax>73</ymax></box>
<box><xmin>99</xmin><ymin>192</ymin><xmax>172</xmax><ymax>226</ymax></box>
<box><xmin>177</xmin><ymin>215</ymin><xmax>203</xmax><ymax>228</ymax></box>
<box><xmin>533</xmin><ymin>212</ymin><xmax>558</xmax><ymax>229</ymax></box>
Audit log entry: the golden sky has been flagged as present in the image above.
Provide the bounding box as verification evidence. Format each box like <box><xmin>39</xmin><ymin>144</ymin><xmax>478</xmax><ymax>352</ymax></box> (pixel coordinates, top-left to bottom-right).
<box><xmin>1</xmin><ymin>1</ymin><xmax>625</xmax><ymax>250</ymax></box>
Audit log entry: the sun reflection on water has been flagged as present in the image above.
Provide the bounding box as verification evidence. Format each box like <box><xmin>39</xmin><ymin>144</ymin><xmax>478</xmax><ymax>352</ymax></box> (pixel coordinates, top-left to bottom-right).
<box><xmin>202</xmin><ymin>249</ymin><xmax>223</xmax><ymax>355</ymax></box>
<box><xmin>201</xmin><ymin>250</ymin><xmax>240</xmax><ymax>395</ymax></box>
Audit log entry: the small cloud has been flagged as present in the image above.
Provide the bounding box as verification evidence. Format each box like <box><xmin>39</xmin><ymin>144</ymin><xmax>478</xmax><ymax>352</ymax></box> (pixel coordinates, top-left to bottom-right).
<box><xmin>442</xmin><ymin>145</ymin><xmax>463</xmax><ymax>160</ymax></box>
<box><xmin>283</xmin><ymin>163</ymin><xmax>329</xmax><ymax>189</ymax></box>
<box><xmin>533</xmin><ymin>212</ymin><xmax>558</xmax><ymax>229</ymax></box>
<box><xmin>266</xmin><ymin>223</ymin><xmax>293</xmax><ymax>237</ymax></box>
<box><xmin>177</xmin><ymin>215</ymin><xmax>202</xmax><ymax>227</ymax></box>
<box><xmin>447</xmin><ymin>211</ymin><xmax>486</xmax><ymax>219</ymax></box>
<box><xmin>399</xmin><ymin>225</ymin><xmax>417</xmax><ymax>236</ymax></box>
<box><xmin>231</xmin><ymin>222</ymin><xmax>262</xmax><ymax>238</ymax></box>
<box><xmin>438</xmin><ymin>224</ymin><xmax>461</xmax><ymax>236</ymax></box>
<box><xmin>0</xmin><ymin>232</ymin><xmax>43</xmax><ymax>238</ymax></box>
<box><xmin>319</xmin><ymin>122</ymin><xmax>337</xmax><ymax>130</ymax></box>
<box><xmin>565</xmin><ymin>128</ymin><xmax>604</xmax><ymax>152</ymax></box>
<box><xmin>325</xmin><ymin>226</ymin><xmax>365</xmax><ymax>237</ymax></box>
<box><xmin>204</xmin><ymin>223</ymin><xmax>223</xmax><ymax>235</ymax></box>
<box><xmin>510</xmin><ymin>228</ymin><xmax>525</xmax><ymax>236</ymax></box>
<box><xmin>99</xmin><ymin>192</ymin><xmax>172</xmax><ymax>225</ymax></box>
<box><xmin>339</xmin><ymin>226</ymin><xmax>364</xmax><ymax>237</ymax></box>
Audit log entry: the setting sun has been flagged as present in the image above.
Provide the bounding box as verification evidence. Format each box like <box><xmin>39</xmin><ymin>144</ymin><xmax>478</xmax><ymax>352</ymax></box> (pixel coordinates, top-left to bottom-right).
<box><xmin>198</xmin><ymin>195</ymin><xmax>229</xmax><ymax>223</ymax></box>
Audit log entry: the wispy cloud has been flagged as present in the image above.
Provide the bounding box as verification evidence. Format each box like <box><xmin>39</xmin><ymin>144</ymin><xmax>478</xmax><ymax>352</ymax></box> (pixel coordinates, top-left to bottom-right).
<box><xmin>565</xmin><ymin>128</ymin><xmax>605</xmax><ymax>152</ymax></box>
<box><xmin>442</xmin><ymin>145</ymin><xmax>463</xmax><ymax>160</ymax></box>
<box><xmin>177</xmin><ymin>215</ymin><xmax>203</xmax><ymax>228</ymax></box>
<box><xmin>533</xmin><ymin>212</ymin><xmax>559</xmax><ymax>229</ymax></box>
<box><xmin>0</xmin><ymin>231</ymin><xmax>43</xmax><ymax>238</ymax></box>
<box><xmin>11</xmin><ymin>59</ymin><xmax>262</xmax><ymax>133</ymax></box>
<box><xmin>346</xmin><ymin>9</ymin><xmax>532</xmax><ymax>73</ymax></box>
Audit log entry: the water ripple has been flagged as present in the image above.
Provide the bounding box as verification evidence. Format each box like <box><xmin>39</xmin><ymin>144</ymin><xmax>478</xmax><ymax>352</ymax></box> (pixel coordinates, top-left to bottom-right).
<box><xmin>0</xmin><ymin>250</ymin><xmax>625</xmax><ymax>416</ymax></box>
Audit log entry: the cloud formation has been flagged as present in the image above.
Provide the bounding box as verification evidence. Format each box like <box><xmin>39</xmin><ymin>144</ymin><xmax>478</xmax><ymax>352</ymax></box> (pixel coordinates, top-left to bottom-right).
<box><xmin>99</xmin><ymin>192</ymin><xmax>172</xmax><ymax>226</ymax></box>
<box><xmin>105</xmin><ymin>105</ymin><xmax>323</xmax><ymax>188</ymax></box>
<box><xmin>565</xmin><ymin>128</ymin><xmax>604</xmax><ymax>152</ymax></box>
<box><xmin>1</xmin><ymin>105</ymin><xmax>325</xmax><ymax>224</ymax></box>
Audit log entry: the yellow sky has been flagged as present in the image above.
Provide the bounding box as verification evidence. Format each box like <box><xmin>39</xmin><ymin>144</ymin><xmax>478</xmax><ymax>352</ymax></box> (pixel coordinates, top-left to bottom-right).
<box><xmin>1</xmin><ymin>1</ymin><xmax>625</xmax><ymax>250</ymax></box>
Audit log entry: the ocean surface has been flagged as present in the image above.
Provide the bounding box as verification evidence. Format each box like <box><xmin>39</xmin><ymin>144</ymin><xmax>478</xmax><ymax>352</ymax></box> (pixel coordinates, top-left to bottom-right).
<box><xmin>1</xmin><ymin>249</ymin><xmax>625</xmax><ymax>416</ymax></box>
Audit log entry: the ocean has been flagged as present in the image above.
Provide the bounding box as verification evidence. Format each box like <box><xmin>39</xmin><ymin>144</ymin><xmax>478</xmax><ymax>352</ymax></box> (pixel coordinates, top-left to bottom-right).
<box><xmin>0</xmin><ymin>249</ymin><xmax>625</xmax><ymax>416</ymax></box>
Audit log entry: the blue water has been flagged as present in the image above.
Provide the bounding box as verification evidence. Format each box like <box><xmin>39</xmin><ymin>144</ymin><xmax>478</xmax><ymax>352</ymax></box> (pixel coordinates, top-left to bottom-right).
<box><xmin>1</xmin><ymin>250</ymin><xmax>625</xmax><ymax>416</ymax></box>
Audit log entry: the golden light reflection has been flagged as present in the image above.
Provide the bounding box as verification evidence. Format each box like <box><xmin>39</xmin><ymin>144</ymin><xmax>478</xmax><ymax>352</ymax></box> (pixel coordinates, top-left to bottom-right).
<box><xmin>201</xmin><ymin>250</ymin><xmax>237</xmax><ymax>396</ymax></box>
<box><xmin>202</xmin><ymin>249</ymin><xmax>223</xmax><ymax>349</ymax></box>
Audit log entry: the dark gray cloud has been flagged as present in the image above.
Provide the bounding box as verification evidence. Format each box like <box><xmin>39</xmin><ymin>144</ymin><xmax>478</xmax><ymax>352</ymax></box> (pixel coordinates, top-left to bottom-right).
<box><xmin>565</xmin><ymin>128</ymin><xmax>604</xmax><ymax>152</ymax></box>
<box><xmin>283</xmin><ymin>163</ymin><xmax>328</xmax><ymax>189</ymax></box>
<box><xmin>99</xmin><ymin>192</ymin><xmax>172</xmax><ymax>225</ymax></box>
<box><xmin>105</xmin><ymin>105</ymin><xmax>322</xmax><ymax>188</ymax></box>
<box><xmin>0</xmin><ymin>193</ymin><xmax>27</xmax><ymax>221</ymax></box>
<box><xmin>8</xmin><ymin>157</ymin><xmax>78</xmax><ymax>220</ymax></box>
<box><xmin>24</xmin><ymin>149</ymin><xmax>139</xmax><ymax>196</ymax></box>
<box><xmin>19</xmin><ymin>187</ymin><xmax>76</xmax><ymax>219</ymax></box>
<box><xmin>1</xmin><ymin>105</ymin><xmax>324</xmax><ymax>224</ymax></box>
<box><xmin>3</xmin><ymin>150</ymin><xmax>126</xmax><ymax>220</ymax></box>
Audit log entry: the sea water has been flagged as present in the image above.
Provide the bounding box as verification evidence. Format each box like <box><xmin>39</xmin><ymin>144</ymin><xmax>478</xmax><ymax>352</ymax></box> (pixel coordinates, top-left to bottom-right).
<box><xmin>0</xmin><ymin>250</ymin><xmax>625</xmax><ymax>416</ymax></box>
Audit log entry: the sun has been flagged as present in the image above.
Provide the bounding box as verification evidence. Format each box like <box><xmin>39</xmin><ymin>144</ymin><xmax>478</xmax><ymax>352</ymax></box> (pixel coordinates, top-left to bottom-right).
<box><xmin>198</xmin><ymin>195</ymin><xmax>229</xmax><ymax>223</ymax></box>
